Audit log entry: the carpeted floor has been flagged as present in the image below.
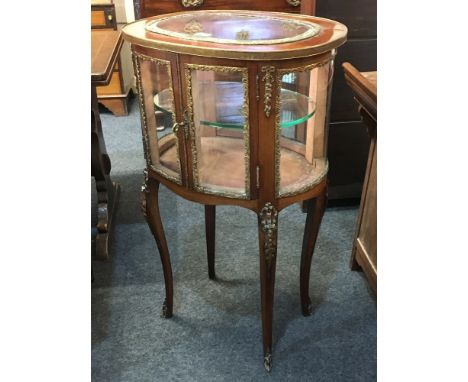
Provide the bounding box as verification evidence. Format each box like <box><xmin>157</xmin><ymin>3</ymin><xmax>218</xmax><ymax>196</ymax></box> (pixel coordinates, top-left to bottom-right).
<box><xmin>91</xmin><ymin>96</ymin><xmax>376</xmax><ymax>381</ymax></box>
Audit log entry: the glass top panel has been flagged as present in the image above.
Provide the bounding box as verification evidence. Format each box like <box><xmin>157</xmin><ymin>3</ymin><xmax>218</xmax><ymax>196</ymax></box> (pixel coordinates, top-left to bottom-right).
<box><xmin>155</xmin><ymin>82</ymin><xmax>316</xmax><ymax>129</ymax></box>
<box><xmin>145</xmin><ymin>12</ymin><xmax>321</xmax><ymax>45</ymax></box>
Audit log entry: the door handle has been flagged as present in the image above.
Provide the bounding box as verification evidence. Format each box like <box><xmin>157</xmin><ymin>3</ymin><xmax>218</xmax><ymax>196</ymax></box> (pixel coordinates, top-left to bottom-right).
<box><xmin>172</xmin><ymin>110</ymin><xmax>191</xmax><ymax>139</ymax></box>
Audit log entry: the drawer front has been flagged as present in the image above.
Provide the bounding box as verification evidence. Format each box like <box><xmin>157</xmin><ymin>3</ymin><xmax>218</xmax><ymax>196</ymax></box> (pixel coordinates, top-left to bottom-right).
<box><xmin>139</xmin><ymin>0</ymin><xmax>301</xmax><ymax>18</ymax></box>
<box><xmin>91</xmin><ymin>5</ymin><xmax>117</xmax><ymax>29</ymax></box>
<box><xmin>96</xmin><ymin>71</ymin><xmax>123</xmax><ymax>96</ymax></box>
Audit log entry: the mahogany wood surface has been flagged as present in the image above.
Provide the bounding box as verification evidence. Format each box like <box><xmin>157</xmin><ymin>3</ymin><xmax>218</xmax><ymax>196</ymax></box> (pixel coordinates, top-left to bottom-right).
<box><xmin>91</xmin><ymin>29</ymin><xmax>123</xmax><ymax>261</ymax></box>
<box><xmin>143</xmin><ymin>178</ymin><xmax>174</xmax><ymax>317</ymax></box>
<box><xmin>300</xmin><ymin>0</ymin><xmax>316</xmax><ymax>16</ymax></box>
<box><xmin>92</xmin><ymin>30</ymin><xmax>123</xmax><ymax>85</ymax></box>
<box><xmin>343</xmin><ymin>62</ymin><xmax>377</xmax><ymax>294</ymax></box>
<box><xmin>123</xmin><ymin>12</ymin><xmax>347</xmax><ymax>61</ymax></box>
<box><xmin>300</xmin><ymin>190</ymin><xmax>327</xmax><ymax>316</ymax></box>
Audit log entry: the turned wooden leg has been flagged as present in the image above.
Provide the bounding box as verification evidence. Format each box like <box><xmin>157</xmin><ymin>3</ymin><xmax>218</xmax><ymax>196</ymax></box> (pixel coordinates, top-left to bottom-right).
<box><xmin>300</xmin><ymin>189</ymin><xmax>327</xmax><ymax>316</ymax></box>
<box><xmin>142</xmin><ymin>172</ymin><xmax>174</xmax><ymax>318</ymax></box>
<box><xmin>205</xmin><ymin>205</ymin><xmax>216</xmax><ymax>280</ymax></box>
<box><xmin>258</xmin><ymin>203</ymin><xmax>278</xmax><ymax>372</ymax></box>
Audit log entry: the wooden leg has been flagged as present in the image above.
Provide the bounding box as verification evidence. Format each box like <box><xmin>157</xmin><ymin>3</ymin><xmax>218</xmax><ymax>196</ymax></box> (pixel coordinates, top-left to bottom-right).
<box><xmin>301</xmin><ymin>200</ymin><xmax>309</xmax><ymax>213</ymax></box>
<box><xmin>205</xmin><ymin>205</ymin><xmax>216</xmax><ymax>280</ymax></box>
<box><xmin>142</xmin><ymin>173</ymin><xmax>174</xmax><ymax>318</ymax></box>
<box><xmin>91</xmin><ymin>86</ymin><xmax>120</xmax><ymax>261</ymax></box>
<box><xmin>349</xmin><ymin>245</ymin><xmax>362</xmax><ymax>271</ymax></box>
<box><xmin>300</xmin><ymin>189</ymin><xmax>327</xmax><ymax>316</ymax></box>
<box><xmin>258</xmin><ymin>202</ymin><xmax>278</xmax><ymax>372</ymax></box>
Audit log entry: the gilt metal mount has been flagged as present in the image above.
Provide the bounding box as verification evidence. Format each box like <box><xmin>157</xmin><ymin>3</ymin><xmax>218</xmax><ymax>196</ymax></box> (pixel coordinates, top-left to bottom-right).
<box><xmin>140</xmin><ymin>168</ymin><xmax>149</xmax><ymax>218</ymax></box>
<box><xmin>181</xmin><ymin>0</ymin><xmax>204</xmax><ymax>7</ymax></box>
<box><xmin>259</xmin><ymin>203</ymin><xmax>278</xmax><ymax>268</ymax></box>
<box><xmin>264</xmin><ymin>352</ymin><xmax>273</xmax><ymax>372</ymax></box>
<box><xmin>261</xmin><ymin>66</ymin><xmax>275</xmax><ymax>118</ymax></box>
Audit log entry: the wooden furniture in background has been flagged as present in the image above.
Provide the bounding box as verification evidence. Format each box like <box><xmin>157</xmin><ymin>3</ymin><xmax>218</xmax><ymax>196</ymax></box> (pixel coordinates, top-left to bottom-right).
<box><xmin>124</xmin><ymin>10</ymin><xmax>346</xmax><ymax>371</ymax></box>
<box><xmin>91</xmin><ymin>29</ymin><xmax>122</xmax><ymax>260</ymax></box>
<box><xmin>134</xmin><ymin>0</ymin><xmax>310</xmax><ymax>19</ymax></box>
<box><xmin>316</xmin><ymin>0</ymin><xmax>376</xmax><ymax>202</ymax></box>
<box><xmin>91</xmin><ymin>2</ymin><xmax>117</xmax><ymax>29</ymax></box>
<box><xmin>342</xmin><ymin>62</ymin><xmax>376</xmax><ymax>293</ymax></box>
<box><xmin>92</xmin><ymin>2</ymin><xmax>130</xmax><ymax>116</ymax></box>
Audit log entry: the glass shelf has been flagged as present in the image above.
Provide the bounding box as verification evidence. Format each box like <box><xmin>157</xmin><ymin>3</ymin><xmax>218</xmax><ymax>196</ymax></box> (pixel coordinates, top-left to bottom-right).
<box><xmin>154</xmin><ymin>81</ymin><xmax>316</xmax><ymax>130</ymax></box>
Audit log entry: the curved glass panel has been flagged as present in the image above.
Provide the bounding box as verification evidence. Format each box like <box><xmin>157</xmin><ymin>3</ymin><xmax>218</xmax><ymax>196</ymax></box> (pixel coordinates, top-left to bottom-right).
<box><xmin>134</xmin><ymin>54</ymin><xmax>181</xmax><ymax>183</ymax></box>
<box><xmin>276</xmin><ymin>62</ymin><xmax>333</xmax><ymax>196</ymax></box>
<box><xmin>145</xmin><ymin>12</ymin><xmax>321</xmax><ymax>45</ymax></box>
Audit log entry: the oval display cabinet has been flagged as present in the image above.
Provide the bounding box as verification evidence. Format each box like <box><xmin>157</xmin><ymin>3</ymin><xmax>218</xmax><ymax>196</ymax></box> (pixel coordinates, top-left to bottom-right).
<box><xmin>123</xmin><ymin>10</ymin><xmax>347</xmax><ymax>371</ymax></box>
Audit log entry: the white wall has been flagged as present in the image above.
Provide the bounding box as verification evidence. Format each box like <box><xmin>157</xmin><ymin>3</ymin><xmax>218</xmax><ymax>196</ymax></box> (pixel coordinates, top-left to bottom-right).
<box><xmin>114</xmin><ymin>0</ymin><xmax>135</xmax><ymax>23</ymax></box>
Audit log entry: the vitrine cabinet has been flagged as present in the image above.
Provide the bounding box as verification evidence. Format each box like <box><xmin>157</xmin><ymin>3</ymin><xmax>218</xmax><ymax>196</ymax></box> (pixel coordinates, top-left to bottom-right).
<box><xmin>123</xmin><ymin>10</ymin><xmax>347</xmax><ymax>371</ymax></box>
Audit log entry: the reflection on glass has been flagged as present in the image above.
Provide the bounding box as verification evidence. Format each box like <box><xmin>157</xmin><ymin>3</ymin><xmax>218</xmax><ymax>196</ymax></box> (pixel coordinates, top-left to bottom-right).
<box><xmin>153</xmin><ymin>88</ymin><xmax>174</xmax><ymax>132</ymax></box>
<box><xmin>137</xmin><ymin>56</ymin><xmax>180</xmax><ymax>182</ymax></box>
<box><xmin>189</xmin><ymin>68</ymin><xmax>249</xmax><ymax>197</ymax></box>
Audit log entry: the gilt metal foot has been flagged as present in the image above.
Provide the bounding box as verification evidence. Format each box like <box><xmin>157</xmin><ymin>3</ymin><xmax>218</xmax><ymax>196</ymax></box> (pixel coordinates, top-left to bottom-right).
<box><xmin>302</xmin><ymin>297</ymin><xmax>313</xmax><ymax>316</ymax></box>
<box><xmin>160</xmin><ymin>299</ymin><xmax>172</xmax><ymax>318</ymax></box>
<box><xmin>263</xmin><ymin>352</ymin><xmax>272</xmax><ymax>372</ymax></box>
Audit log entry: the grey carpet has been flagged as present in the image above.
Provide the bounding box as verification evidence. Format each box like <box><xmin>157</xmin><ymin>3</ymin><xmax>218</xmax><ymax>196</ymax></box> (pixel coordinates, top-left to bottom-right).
<box><xmin>92</xmin><ymin>97</ymin><xmax>376</xmax><ymax>381</ymax></box>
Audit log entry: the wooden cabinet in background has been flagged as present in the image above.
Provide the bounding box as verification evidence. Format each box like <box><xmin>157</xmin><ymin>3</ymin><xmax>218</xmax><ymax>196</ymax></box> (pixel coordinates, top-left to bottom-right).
<box><xmin>92</xmin><ymin>2</ymin><xmax>130</xmax><ymax>116</ymax></box>
<box><xmin>134</xmin><ymin>0</ymin><xmax>304</xmax><ymax>19</ymax></box>
<box><xmin>343</xmin><ymin>63</ymin><xmax>377</xmax><ymax>294</ymax></box>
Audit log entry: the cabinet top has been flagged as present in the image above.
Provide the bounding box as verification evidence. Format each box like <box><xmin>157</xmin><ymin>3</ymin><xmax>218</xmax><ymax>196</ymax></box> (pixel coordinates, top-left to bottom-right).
<box><xmin>123</xmin><ymin>10</ymin><xmax>347</xmax><ymax>60</ymax></box>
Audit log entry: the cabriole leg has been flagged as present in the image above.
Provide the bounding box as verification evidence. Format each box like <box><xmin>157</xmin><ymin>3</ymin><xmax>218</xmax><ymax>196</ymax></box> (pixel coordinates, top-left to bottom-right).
<box><xmin>258</xmin><ymin>202</ymin><xmax>278</xmax><ymax>372</ymax></box>
<box><xmin>141</xmin><ymin>171</ymin><xmax>174</xmax><ymax>318</ymax></box>
<box><xmin>300</xmin><ymin>189</ymin><xmax>327</xmax><ymax>316</ymax></box>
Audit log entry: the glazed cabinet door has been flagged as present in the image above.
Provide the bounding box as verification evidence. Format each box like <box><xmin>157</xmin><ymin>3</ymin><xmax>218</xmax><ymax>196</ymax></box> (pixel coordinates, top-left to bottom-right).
<box><xmin>179</xmin><ymin>57</ymin><xmax>256</xmax><ymax>200</ymax></box>
<box><xmin>132</xmin><ymin>48</ymin><xmax>187</xmax><ymax>185</ymax></box>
